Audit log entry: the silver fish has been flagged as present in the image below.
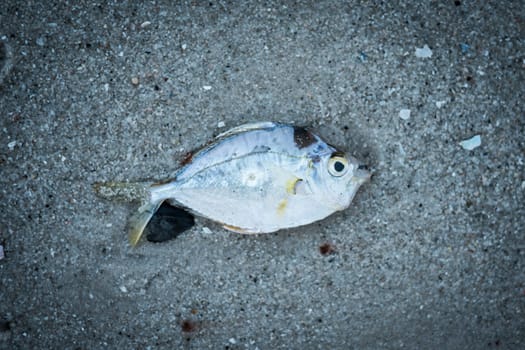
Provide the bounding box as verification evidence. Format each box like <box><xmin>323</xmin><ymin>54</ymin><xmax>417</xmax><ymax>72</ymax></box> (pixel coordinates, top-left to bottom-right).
<box><xmin>95</xmin><ymin>122</ymin><xmax>370</xmax><ymax>245</ymax></box>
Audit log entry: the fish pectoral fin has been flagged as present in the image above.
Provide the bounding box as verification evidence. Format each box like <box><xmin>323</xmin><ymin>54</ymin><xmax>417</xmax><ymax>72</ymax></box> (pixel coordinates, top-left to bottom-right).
<box><xmin>293</xmin><ymin>179</ymin><xmax>311</xmax><ymax>195</ymax></box>
<box><xmin>285</xmin><ymin>177</ymin><xmax>310</xmax><ymax>196</ymax></box>
<box><xmin>285</xmin><ymin>177</ymin><xmax>300</xmax><ymax>194</ymax></box>
<box><xmin>128</xmin><ymin>201</ymin><xmax>162</xmax><ymax>246</ymax></box>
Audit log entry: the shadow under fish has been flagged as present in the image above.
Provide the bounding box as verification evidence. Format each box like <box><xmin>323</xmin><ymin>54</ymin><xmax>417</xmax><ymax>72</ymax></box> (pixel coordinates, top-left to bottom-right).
<box><xmin>144</xmin><ymin>202</ymin><xmax>195</xmax><ymax>243</ymax></box>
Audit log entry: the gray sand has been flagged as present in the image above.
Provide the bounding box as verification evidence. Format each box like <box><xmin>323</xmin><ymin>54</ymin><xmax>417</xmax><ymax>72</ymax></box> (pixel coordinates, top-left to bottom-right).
<box><xmin>1</xmin><ymin>1</ymin><xmax>524</xmax><ymax>349</ymax></box>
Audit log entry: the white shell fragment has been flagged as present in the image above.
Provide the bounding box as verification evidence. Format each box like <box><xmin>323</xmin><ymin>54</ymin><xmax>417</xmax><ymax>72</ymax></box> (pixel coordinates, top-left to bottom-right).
<box><xmin>399</xmin><ymin>109</ymin><xmax>411</xmax><ymax>120</ymax></box>
<box><xmin>459</xmin><ymin>135</ymin><xmax>481</xmax><ymax>150</ymax></box>
<box><xmin>435</xmin><ymin>100</ymin><xmax>447</xmax><ymax>108</ymax></box>
<box><xmin>7</xmin><ymin>140</ymin><xmax>16</xmax><ymax>150</ymax></box>
<box><xmin>415</xmin><ymin>44</ymin><xmax>433</xmax><ymax>58</ymax></box>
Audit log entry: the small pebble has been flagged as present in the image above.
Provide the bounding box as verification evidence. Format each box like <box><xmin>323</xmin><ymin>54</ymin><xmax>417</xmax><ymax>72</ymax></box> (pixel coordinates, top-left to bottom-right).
<box><xmin>399</xmin><ymin>109</ymin><xmax>411</xmax><ymax>120</ymax></box>
<box><xmin>217</xmin><ymin>121</ymin><xmax>226</xmax><ymax>128</ymax></box>
<box><xmin>140</xmin><ymin>21</ymin><xmax>151</xmax><ymax>28</ymax></box>
<box><xmin>319</xmin><ymin>243</ymin><xmax>337</xmax><ymax>256</ymax></box>
<box><xmin>0</xmin><ymin>245</ymin><xmax>4</xmax><ymax>260</ymax></box>
<box><xmin>119</xmin><ymin>285</ymin><xmax>128</xmax><ymax>293</ymax></box>
<box><xmin>228</xmin><ymin>338</ymin><xmax>237</xmax><ymax>344</ymax></box>
<box><xmin>131</xmin><ymin>77</ymin><xmax>139</xmax><ymax>85</ymax></box>
<box><xmin>415</xmin><ymin>44</ymin><xmax>432</xmax><ymax>58</ymax></box>
<box><xmin>435</xmin><ymin>100</ymin><xmax>447</xmax><ymax>108</ymax></box>
<box><xmin>181</xmin><ymin>43</ymin><xmax>187</xmax><ymax>51</ymax></box>
<box><xmin>202</xmin><ymin>227</ymin><xmax>212</xmax><ymax>234</ymax></box>
<box><xmin>36</xmin><ymin>37</ymin><xmax>45</xmax><ymax>47</ymax></box>
<box><xmin>7</xmin><ymin>140</ymin><xmax>16</xmax><ymax>150</ymax></box>
<box><xmin>459</xmin><ymin>135</ymin><xmax>481</xmax><ymax>150</ymax></box>
<box><xmin>203</xmin><ymin>85</ymin><xmax>212</xmax><ymax>90</ymax></box>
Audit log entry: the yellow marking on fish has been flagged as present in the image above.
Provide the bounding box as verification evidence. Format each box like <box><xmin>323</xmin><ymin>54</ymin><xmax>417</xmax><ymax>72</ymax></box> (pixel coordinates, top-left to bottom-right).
<box><xmin>285</xmin><ymin>177</ymin><xmax>301</xmax><ymax>195</ymax></box>
<box><xmin>277</xmin><ymin>198</ymin><xmax>288</xmax><ymax>216</ymax></box>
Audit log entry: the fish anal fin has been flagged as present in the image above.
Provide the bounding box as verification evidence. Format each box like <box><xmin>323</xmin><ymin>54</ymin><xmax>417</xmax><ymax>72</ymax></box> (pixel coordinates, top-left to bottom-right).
<box><xmin>222</xmin><ymin>224</ymin><xmax>257</xmax><ymax>234</ymax></box>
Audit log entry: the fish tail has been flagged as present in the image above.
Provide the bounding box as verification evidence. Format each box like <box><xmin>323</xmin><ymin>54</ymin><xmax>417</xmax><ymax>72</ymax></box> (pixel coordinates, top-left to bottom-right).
<box><xmin>93</xmin><ymin>181</ymin><xmax>151</xmax><ymax>202</ymax></box>
<box><xmin>128</xmin><ymin>182</ymin><xmax>184</xmax><ymax>246</ymax></box>
<box><xmin>95</xmin><ymin>180</ymin><xmax>179</xmax><ymax>246</ymax></box>
<box><xmin>128</xmin><ymin>200</ymin><xmax>163</xmax><ymax>246</ymax></box>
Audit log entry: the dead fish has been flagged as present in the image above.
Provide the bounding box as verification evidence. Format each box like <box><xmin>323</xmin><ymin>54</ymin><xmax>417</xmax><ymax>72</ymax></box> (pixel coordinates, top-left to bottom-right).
<box><xmin>95</xmin><ymin>121</ymin><xmax>370</xmax><ymax>245</ymax></box>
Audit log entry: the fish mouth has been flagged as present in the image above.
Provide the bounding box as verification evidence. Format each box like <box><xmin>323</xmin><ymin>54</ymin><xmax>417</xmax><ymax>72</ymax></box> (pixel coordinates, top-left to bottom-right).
<box><xmin>352</xmin><ymin>164</ymin><xmax>372</xmax><ymax>184</ymax></box>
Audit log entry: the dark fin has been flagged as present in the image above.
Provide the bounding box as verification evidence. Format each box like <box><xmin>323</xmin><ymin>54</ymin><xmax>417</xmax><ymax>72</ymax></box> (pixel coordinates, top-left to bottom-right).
<box><xmin>145</xmin><ymin>202</ymin><xmax>195</xmax><ymax>243</ymax></box>
<box><xmin>293</xmin><ymin>126</ymin><xmax>316</xmax><ymax>149</ymax></box>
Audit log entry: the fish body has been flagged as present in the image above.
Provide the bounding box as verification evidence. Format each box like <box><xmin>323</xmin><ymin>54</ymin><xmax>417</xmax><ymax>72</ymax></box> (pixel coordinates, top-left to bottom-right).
<box><xmin>96</xmin><ymin>122</ymin><xmax>370</xmax><ymax>245</ymax></box>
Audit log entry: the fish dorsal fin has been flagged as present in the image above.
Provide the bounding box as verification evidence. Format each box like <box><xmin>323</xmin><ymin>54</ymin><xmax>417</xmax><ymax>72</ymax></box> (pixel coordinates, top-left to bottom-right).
<box><xmin>215</xmin><ymin>121</ymin><xmax>278</xmax><ymax>139</ymax></box>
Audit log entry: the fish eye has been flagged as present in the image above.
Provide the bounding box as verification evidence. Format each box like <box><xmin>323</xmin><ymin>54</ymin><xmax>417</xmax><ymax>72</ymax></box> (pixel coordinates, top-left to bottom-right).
<box><xmin>328</xmin><ymin>155</ymin><xmax>349</xmax><ymax>177</ymax></box>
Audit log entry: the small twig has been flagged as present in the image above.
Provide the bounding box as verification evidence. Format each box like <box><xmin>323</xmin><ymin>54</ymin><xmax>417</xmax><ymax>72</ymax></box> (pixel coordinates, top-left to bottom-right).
<box><xmin>0</xmin><ymin>40</ymin><xmax>14</xmax><ymax>85</ymax></box>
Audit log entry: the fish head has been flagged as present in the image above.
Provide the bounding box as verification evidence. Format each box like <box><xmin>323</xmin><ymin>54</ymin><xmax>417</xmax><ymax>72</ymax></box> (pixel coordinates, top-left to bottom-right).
<box><xmin>314</xmin><ymin>151</ymin><xmax>371</xmax><ymax>211</ymax></box>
